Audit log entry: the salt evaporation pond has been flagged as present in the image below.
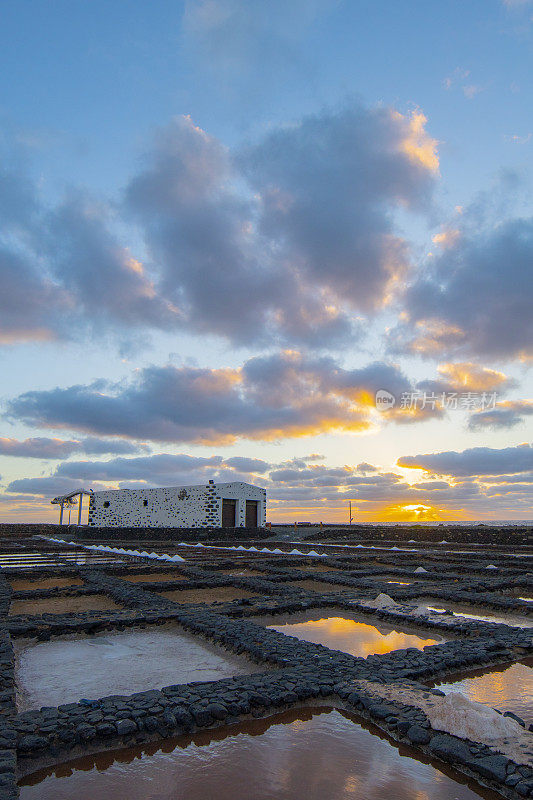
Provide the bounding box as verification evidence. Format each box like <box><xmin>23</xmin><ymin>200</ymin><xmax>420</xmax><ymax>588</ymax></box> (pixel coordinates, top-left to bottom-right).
<box><xmin>263</xmin><ymin>610</ymin><xmax>442</xmax><ymax>657</ymax></box>
<box><xmin>15</xmin><ymin>626</ymin><xmax>263</xmax><ymax>711</ymax></box>
<box><xmin>431</xmin><ymin>660</ymin><xmax>533</xmax><ymax>725</ymax></box>
<box><xmin>19</xmin><ymin>707</ymin><xmax>500</xmax><ymax>800</ymax></box>
<box><xmin>424</xmin><ymin>603</ymin><xmax>533</xmax><ymax>628</ymax></box>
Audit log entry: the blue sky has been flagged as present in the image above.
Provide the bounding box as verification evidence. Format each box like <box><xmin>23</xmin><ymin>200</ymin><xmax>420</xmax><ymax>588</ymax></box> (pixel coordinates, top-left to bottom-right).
<box><xmin>0</xmin><ymin>0</ymin><xmax>532</xmax><ymax>522</ymax></box>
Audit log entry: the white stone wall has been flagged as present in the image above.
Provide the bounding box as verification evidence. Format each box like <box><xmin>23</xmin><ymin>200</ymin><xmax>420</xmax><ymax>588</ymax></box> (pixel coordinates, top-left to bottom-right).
<box><xmin>87</xmin><ymin>481</ymin><xmax>266</xmax><ymax>528</ymax></box>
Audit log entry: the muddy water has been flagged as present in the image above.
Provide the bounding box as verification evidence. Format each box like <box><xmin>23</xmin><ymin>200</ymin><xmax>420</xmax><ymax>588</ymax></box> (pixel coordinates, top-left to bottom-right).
<box><xmin>431</xmin><ymin>660</ymin><xmax>533</xmax><ymax>725</ymax></box>
<box><xmin>219</xmin><ymin>569</ymin><xmax>264</xmax><ymax>576</ymax></box>
<box><xmin>14</xmin><ymin>626</ymin><xmax>264</xmax><ymax>711</ymax></box>
<box><xmin>264</xmin><ymin>611</ymin><xmax>441</xmax><ymax>657</ymax></box>
<box><xmin>120</xmin><ymin>572</ymin><xmax>186</xmax><ymax>582</ymax></box>
<box><xmin>9</xmin><ymin>595</ymin><xmax>123</xmax><ymax>616</ymax></box>
<box><xmin>9</xmin><ymin>577</ymin><xmax>84</xmax><ymax>591</ymax></box>
<box><xmin>287</xmin><ymin>579</ymin><xmax>353</xmax><ymax>593</ymax></box>
<box><xmin>159</xmin><ymin>587</ymin><xmax>258</xmax><ymax>604</ymax></box>
<box><xmin>422</xmin><ymin>601</ymin><xmax>533</xmax><ymax>628</ymax></box>
<box><xmin>19</xmin><ymin>707</ymin><xmax>499</xmax><ymax>800</ymax></box>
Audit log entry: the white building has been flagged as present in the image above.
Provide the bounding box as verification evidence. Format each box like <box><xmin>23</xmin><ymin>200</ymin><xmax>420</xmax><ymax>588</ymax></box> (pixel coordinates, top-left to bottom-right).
<box><xmin>87</xmin><ymin>480</ymin><xmax>266</xmax><ymax>528</ymax></box>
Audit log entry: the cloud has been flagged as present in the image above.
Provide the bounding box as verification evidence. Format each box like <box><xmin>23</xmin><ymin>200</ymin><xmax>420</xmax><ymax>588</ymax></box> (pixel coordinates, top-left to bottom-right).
<box><xmin>126</xmin><ymin>106</ymin><xmax>437</xmax><ymax>346</ymax></box>
<box><xmin>0</xmin><ymin>171</ymin><xmax>179</xmax><ymax>347</ymax></box>
<box><xmin>462</xmin><ymin>84</ymin><xmax>484</xmax><ymax>99</ymax></box>
<box><xmin>415</xmin><ymin>362</ymin><xmax>513</xmax><ymax>402</ymax></box>
<box><xmin>468</xmin><ymin>400</ymin><xmax>533</xmax><ymax>429</ymax></box>
<box><xmin>5</xmin><ymin>476</ymin><xmax>109</xmax><ymax>497</ymax></box>
<box><xmin>4</xmin><ymin>449</ymin><xmax>532</xmax><ymax>520</ymax></box>
<box><xmin>503</xmin><ymin>133</ymin><xmax>532</xmax><ymax>144</ymax></box>
<box><xmin>0</xmin><ymin>248</ymin><xmax>65</xmax><ymax>345</ymax></box>
<box><xmin>6</xmin><ymin>452</ymin><xmax>271</xmax><ymax>496</ymax></box>
<box><xmin>397</xmin><ymin>443</ymin><xmax>533</xmax><ymax>476</ymax></box>
<box><xmin>442</xmin><ymin>67</ymin><xmax>470</xmax><ymax>91</ymax></box>
<box><xmin>181</xmin><ymin>0</ymin><xmax>338</xmax><ymax>109</ymax></box>
<box><xmin>6</xmin><ymin>351</ymin><xmax>436</xmax><ymax>444</ymax></box>
<box><xmin>183</xmin><ymin>0</ymin><xmax>331</xmax><ymax>67</ymax></box>
<box><xmin>0</xmin><ymin>436</ymin><xmax>149</xmax><ymax>459</ymax></box>
<box><xmin>9</xmin><ymin>353</ymin><xmax>508</xmax><ymax>445</ymax></box>
<box><xmin>238</xmin><ymin>106</ymin><xmax>437</xmax><ymax>314</ymax></box>
<box><xmin>389</xmin><ymin>215</ymin><xmax>533</xmax><ymax>360</ymax></box>
<box><xmin>54</xmin><ymin>453</ymin><xmax>224</xmax><ymax>483</ymax></box>
<box><xmin>223</xmin><ymin>456</ymin><xmax>271</xmax><ymax>473</ymax></box>
<box><xmin>1</xmin><ymin>101</ymin><xmax>438</xmax><ymax>351</ymax></box>
<box><xmin>46</xmin><ymin>192</ymin><xmax>180</xmax><ymax>333</ymax></box>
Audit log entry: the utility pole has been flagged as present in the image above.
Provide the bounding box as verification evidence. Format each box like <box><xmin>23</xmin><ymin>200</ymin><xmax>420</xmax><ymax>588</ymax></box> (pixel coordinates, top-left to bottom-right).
<box><xmin>349</xmin><ymin>501</ymin><xmax>353</xmax><ymax>525</ymax></box>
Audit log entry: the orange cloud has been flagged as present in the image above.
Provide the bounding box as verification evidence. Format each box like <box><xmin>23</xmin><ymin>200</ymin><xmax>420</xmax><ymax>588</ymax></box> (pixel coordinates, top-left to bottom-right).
<box><xmin>432</xmin><ymin>228</ymin><xmax>460</xmax><ymax>249</ymax></box>
<box><xmin>437</xmin><ymin>362</ymin><xmax>509</xmax><ymax>391</ymax></box>
<box><xmin>395</xmin><ymin>110</ymin><xmax>439</xmax><ymax>173</ymax></box>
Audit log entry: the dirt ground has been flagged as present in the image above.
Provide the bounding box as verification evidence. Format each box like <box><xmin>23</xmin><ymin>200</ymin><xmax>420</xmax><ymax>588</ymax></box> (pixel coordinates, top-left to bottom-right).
<box><xmin>158</xmin><ymin>586</ymin><xmax>259</xmax><ymax>604</ymax></box>
<box><xmin>9</xmin><ymin>594</ymin><xmax>123</xmax><ymax>616</ymax></box>
<box><xmin>9</xmin><ymin>577</ymin><xmax>84</xmax><ymax>591</ymax></box>
<box><xmin>120</xmin><ymin>572</ymin><xmax>186</xmax><ymax>583</ymax></box>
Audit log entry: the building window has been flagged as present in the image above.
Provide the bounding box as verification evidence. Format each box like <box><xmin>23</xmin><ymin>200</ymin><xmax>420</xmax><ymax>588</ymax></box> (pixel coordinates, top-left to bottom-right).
<box><xmin>143</xmin><ymin>499</ymin><xmax>148</xmax><ymax>506</ymax></box>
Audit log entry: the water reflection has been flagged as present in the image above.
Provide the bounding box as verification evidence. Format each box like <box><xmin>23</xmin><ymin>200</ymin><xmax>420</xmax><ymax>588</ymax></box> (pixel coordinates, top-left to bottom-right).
<box><xmin>19</xmin><ymin>708</ymin><xmax>499</xmax><ymax>800</ymax></box>
<box><xmin>267</xmin><ymin>613</ymin><xmax>440</xmax><ymax>657</ymax></box>
<box><xmin>425</xmin><ymin>605</ymin><xmax>533</xmax><ymax>628</ymax></box>
<box><xmin>431</xmin><ymin>660</ymin><xmax>533</xmax><ymax>725</ymax></box>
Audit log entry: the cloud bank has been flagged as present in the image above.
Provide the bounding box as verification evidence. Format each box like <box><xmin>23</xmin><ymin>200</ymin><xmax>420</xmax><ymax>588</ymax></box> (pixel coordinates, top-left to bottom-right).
<box><xmin>1</xmin><ymin>104</ymin><xmax>437</xmax><ymax>350</ymax></box>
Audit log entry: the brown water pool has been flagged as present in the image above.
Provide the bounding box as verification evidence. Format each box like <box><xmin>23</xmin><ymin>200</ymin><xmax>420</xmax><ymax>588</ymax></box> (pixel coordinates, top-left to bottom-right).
<box><xmin>119</xmin><ymin>572</ymin><xmax>187</xmax><ymax>582</ymax></box>
<box><xmin>9</xmin><ymin>577</ymin><xmax>84</xmax><ymax>591</ymax></box>
<box><xmin>262</xmin><ymin>610</ymin><xmax>442</xmax><ymax>657</ymax></box>
<box><xmin>19</xmin><ymin>707</ymin><xmax>499</xmax><ymax>800</ymax></box>
<box><xmin>9</xmin><ymin>595</ymin><xmax>123</xmax><ymax>616</ymax></box>
<box><xmin>430</xmin><ymin>659</ymin><xmax>533</xmax><ymax>725</ymax></box>
<box><xmin>14</xmin><ymin>626</ymin><xmax>264</xmax><ymax>711</ymax></box>
<box><xmin>158</xmin><ymin>587</ymin><xmax>259</xmax><ymax>604</ymax></box>
<box><xmin>284</xmin><ymin>579</ymin><xmax>353</xmax><ymax>593</ymax></box>
<box><xmin>219</xmin><ymin>569</ymin><xmax>264</xmax><ymax>576</ymax></box>
<box><xmin>421</xmin><ymin>600</ymin><xmax>533</xmax><ymax>628</ymax></box>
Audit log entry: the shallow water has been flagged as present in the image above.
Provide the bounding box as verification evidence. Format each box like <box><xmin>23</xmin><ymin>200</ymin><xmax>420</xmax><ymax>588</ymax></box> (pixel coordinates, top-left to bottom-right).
<box><xmin>266</xmin><ymin>612</ymin><xmax>441</xmax><ymax>657</ymax></box>
<box><xmin>15</xmin><ymin>627</ymin><xmax>263</xmax><ymax>711</ymax></box>
<box><xmin>120</xmin><ymin>571</ymin><xmax>186</xmax><ymax>582</ymax></box>
<box><xmin>424</xmin><ymin>604</ymin><xmax>533</xmax><ymax>628</ymax></box>
<box><xmin>10</xmin><ymin>594</ymin><xmax>123</xmax><ymax>616</ymax></box>
<box><xmin>9</xmin><ymin>577</ymin><xmax>84</xmax><ymax>591</ymax></box>
<box><xmin>19</xmin><ymin>707</ymin><xmax>499</xmax><ymax>800</ymax></box>
<box><xmin>431</xmin><ymin>660</ymin><xmax>533</xmax><ymax>725</ymax></box>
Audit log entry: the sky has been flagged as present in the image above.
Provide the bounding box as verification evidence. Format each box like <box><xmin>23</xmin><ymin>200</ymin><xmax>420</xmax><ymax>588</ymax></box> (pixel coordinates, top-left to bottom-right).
<box><xmin>0</xmin><ymin>0</ymin><xmax>532</xmax><ymax>524</ymax></box>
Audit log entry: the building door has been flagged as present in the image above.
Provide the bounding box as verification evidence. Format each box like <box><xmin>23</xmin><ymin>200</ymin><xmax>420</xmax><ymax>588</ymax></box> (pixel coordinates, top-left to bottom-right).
<box><xmin>221</xmin><ymin>498</ymin><xmax>236</xmax><ymax>527</ymax></box>
<box><xmin>245</xmin><ymin>500</ymin><xmax>258</xmax><ymax>527</ymax></box>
